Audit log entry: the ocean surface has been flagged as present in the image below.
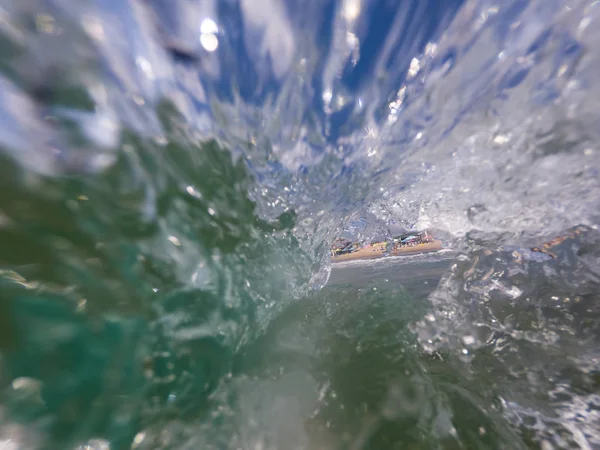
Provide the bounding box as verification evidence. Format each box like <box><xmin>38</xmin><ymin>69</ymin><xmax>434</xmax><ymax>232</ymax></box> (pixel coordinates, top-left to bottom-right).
<box><xmin>1</xmin><ymin>0</ymin><xmax>600</xmax><ymax>448</ymax></box>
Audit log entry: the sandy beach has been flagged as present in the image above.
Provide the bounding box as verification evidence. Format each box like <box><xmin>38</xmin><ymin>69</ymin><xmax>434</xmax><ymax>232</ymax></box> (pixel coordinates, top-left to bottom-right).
<box><xmin>331</xmin><ymin>240</ymin><xmax>443</xmax><ymax>263</ymax></box>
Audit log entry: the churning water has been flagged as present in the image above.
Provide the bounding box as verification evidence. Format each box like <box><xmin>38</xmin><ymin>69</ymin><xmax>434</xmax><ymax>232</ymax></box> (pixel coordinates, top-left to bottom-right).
<box><xmin>0</xmin><ymin>0</ymin><xmax>600</xmax><ymax>448</ymax></box>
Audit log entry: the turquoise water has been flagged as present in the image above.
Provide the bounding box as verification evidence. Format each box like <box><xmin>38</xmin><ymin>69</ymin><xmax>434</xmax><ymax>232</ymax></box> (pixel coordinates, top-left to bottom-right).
<box><xmin>1</xmin><ymin>0</ymin><xmax>600</xmax><ymax>448</ymax></box>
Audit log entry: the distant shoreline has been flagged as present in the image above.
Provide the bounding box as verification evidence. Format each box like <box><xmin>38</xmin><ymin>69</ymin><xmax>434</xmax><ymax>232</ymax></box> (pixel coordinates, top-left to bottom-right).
<box><xmin>331</xmin><ymin>240</ymin><xmax>443</xmax><ymax>263</ymax></box>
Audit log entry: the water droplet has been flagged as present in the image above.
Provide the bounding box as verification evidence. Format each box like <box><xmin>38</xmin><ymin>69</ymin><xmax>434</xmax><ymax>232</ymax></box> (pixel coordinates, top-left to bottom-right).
<box><xmin>424</xmin><ymin>42</ymin><xmax>438</xmax><ymax>57</ymax></box>
<box><xmin>77</xmin><ymin>439</ymin><xmax>110</xmax><ymax>450</ymax></box>
<box><xmin>493</xmin><ymin>134</ymin><xmax>510</xmax><ymax>144</ymax></box>
<box><xmin>199</xmin><ymin>18</ymin><xmax>219</xmax><ymax>52</ymax></box>
<box><xmin>77</xmin><ymin>298</ymin><xmax>87</xmax><ymax>312</ymax></box>
<box><xmin>186</xmin><ymin>185</ymin><xmax>202</xmax><ymax>198</ymax></box>
<box><xmin>136</xmin><ymin>57</ymin><xmax>155</xmax><ymax>80</ymax></box>
<box><xmin>200</xmin><ymin>18</ymin><xmax>218</xmax><ymax>35</ymax></box>
<box><xmin>200</xmin><ymin>33</ymin><xmax>219</xmax><ymax>52</ymax></box>
<box><xmin>11</xmin><ymin>377</ymin><xmax>42</xmax><ymax>394</ymax></box>
<box><xmin>168</xmin><ymin>236</ymin><xmax>181</xmax><ymax>246</ymax></box>
<box><xmin>343</xmin><ymin>0</ymin><xmax>361</xmax><ymax>22</ymax></box>
<box><xmin>462</xmin><ymin>335</ymin><xmax>475</xmax><ymax>346</ymax></box>
<box><xmin>407</xmin><ymin>57</ymin><xmax>420</xmax><ymax>79</ymax></box>
<box><xmin>132</xmin><ymin>432</ymin><xmax>146</xmax><ymax>449</ymax></box>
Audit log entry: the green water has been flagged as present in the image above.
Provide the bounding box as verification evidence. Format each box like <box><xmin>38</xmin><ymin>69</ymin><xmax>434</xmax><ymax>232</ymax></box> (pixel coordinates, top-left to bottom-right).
<box><xmin>2</xmin><ymin>121</ymin><xmax>599</xmax><ymax>448</ymax></box>
<box><xmin>191</xmin><ymin>245</ymin><xmax>600</xmax><ymax>450</ymax></box>
<box><xmin>190</xmin><ymin>258</ymin><xmax>521</xmax><ymax>450</ymax></box>
<box><xmin>0</xmin><ymin>124</ymin><xmax>321</xmax><ymax>449</ymax></box>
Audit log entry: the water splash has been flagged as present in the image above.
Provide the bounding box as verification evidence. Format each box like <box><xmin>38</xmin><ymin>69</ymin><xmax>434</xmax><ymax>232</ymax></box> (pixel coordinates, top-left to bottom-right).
<box><xmin>413</xmin><ymin>226</ymin><xmax>600</xmax><ymax>447</ymax></box>
<box><xmin>0</xmin><ymin>0</ymin><xmax>600</xmax><ymax>447</ymax></box>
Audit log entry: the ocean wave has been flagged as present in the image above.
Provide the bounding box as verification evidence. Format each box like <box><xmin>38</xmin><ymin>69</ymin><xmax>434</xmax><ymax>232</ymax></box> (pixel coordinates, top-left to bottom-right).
<box><xmin>0</xmin><ymin>0</ymin><xmax>599</xmax><ymax>447</ymax></box>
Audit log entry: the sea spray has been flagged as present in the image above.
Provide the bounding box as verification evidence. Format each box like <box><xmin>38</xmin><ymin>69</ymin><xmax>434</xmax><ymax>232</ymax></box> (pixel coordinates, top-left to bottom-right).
<box><xmin>0</xmin><ymin>0</ymin><xmax>600</xmax><ymax>448</ymax></box>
